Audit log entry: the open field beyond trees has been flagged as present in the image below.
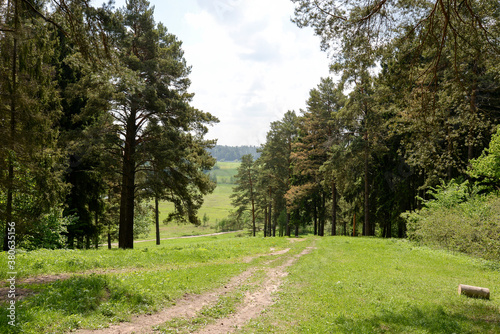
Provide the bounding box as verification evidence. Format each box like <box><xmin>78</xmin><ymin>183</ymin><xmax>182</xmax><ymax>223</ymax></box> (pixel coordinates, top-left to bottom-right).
<box><xmin>142</xmin><ymin>162</ymin><xmax>239</xmax><ymax>241</ymax></box>
<box><xmin>1</xmin><ymin>235</ymin><xmax>499</xmax><ymax>334</ymax></box>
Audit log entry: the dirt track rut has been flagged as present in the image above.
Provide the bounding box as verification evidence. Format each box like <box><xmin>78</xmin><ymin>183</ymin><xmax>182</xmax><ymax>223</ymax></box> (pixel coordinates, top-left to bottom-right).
<box><xmin>76</xmin><ymin>244</ymin><xmax>314</xmax><ymax>334</ymax></box>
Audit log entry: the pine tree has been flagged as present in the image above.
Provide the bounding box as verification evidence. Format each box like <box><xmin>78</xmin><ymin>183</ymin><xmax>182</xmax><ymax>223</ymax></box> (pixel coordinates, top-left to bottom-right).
<box><xmin>231</xmin><ymin>155</ymin><xmax>258</xmax><ymax>236</ymax></box>
<box><xmin>109</xmin><ymin>0</ymin><xmax>218</xmax><ymax>249</ymax></box>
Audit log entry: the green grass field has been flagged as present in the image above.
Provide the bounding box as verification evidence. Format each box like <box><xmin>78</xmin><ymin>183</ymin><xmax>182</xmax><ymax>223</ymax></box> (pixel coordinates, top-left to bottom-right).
<box><xmin>2</xmin><ymin>236</ymin><xmax>500</xmax><ymax>334</ymax></box>
<box><xmin>143</xmin><ymin>162</ymin><xmax>239</xmax><ymax>240</ymax></box>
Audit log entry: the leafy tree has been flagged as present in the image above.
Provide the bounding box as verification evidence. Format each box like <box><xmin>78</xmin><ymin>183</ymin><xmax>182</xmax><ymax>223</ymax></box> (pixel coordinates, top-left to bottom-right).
<box><xmin>468</xmin><ymin>127</ymin><xmax>500</xmax><ymax>188</ymax></box>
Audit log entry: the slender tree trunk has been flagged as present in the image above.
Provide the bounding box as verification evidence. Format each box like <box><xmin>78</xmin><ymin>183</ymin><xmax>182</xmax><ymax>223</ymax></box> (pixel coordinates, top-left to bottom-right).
<box><xmin>94</xmin><ymin>211</ymin><xmax>99</xmax><ymax>249</ymax></box>
<box><xmin>3</xmin><ymin>1</ymin><xmax>18</xmax><ymax>252</ymax></box>
<box><xmin>385</xmin><ymin>211</ymin><xmax>391</xmax><ymax>238</ymax></box>
<box><xmin>320</xmin><ymin>192</ymin><xmax>326</xmax><ymax>236</ymax></box>
<box><xmin>155</xmin><ymin>196</ymin><xmax>160</xmax><ymax>245</ymax></box>
<box><xmin>447</xmin><ymin>125</ymin><xmax>453</xmax><ymax>180</ymax></box>
<box><xmin>313</xmin><ymin>199</ymin><xmax>318</xmax><ymax>235</ymax></box>
<box><xmin>264</xmin><ymin>207</ymin><xmax>268</xmax><ymax>237</ymax></box>
<box><xmin>295</xmin><ymin>210</ymin><xmax>299</xmax><ymax>237</ymax></box>
<box><xmin>268</xmin><ymin>186</ymin><xmax>272</xmax><ymax>237</ymax></box>
<box><xmin>468</xmin><ymin>60</ymin><xmax>478</xmax><ymax>163</ymax></box>
<box><xmin>251</xmin><ymin>197</ymin><xmax>256</xmax><ymax>236</ymax></box>
<box><xmin>248</xmin><ymin>170</ymin><xmax>256</xmax><ymax>237</ymax></box>
<box><xmin>119</xmin><ymin>112</ymin><xmax>137</xmax><ymax>249</ymax></box>
<box><xmin>107</xmin><ymin>232</ymin><xmax>112</xmax><ymax>249</ymax></box>
<box><xmin>364</xmin><ymin>137</ymin><xmax>370</xmax><ymax>236</ymax></box>
<box><xmin>352</xmin><ymin>212</ymin><xmax>356</xmax><ymax>236</ymax></box>
<box><xmin>286</xmin><ymin>212</ymin><xmax>290</xmax><ymax>237</ymax></box>
<box><xmin>331</xmin><ymin>181</ymin><xmax>336</xmax><ymax>236</ymax></box>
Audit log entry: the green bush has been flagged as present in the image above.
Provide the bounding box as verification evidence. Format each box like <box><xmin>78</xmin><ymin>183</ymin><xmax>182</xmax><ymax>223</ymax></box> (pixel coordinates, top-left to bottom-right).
<box><xmin>404</xmin><ymin>180</ymin><xmax>500</xmax><ymax>261</ymax></box>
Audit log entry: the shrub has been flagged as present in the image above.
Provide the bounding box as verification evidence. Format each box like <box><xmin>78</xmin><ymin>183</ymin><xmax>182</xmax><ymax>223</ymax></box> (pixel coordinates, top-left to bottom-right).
<box><xmin>404</xmin><ymin>180</ymin><xmax>500</xmax><ymax>261</ymax></box>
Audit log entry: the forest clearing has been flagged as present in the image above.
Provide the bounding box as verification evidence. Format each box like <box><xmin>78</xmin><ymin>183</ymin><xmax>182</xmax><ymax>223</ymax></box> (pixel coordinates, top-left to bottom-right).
<box><xmin>2</xmin><ymin>0</ymin><xmax>500</xmax><ymax>333</ymax></box>
<box><xmin>1</xmin><ymin>235</ymin><xmax>500</xmax><ymax>333</ymax></box>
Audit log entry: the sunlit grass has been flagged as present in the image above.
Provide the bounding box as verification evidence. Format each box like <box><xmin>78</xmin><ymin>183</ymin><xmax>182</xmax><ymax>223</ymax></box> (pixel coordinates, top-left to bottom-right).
<box><xmin>0</xmin><ymin>235</ymin><xmax>293</xmax><ymax>334</ymax></box>
<box><xmin>242</xmin><ymin>237</ymin><xmax>500</xmax><ymax>334</ymax></box>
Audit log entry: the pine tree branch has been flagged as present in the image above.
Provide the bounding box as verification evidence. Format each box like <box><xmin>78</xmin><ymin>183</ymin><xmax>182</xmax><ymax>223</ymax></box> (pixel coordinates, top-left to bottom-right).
<box><xmin>313</xmin><ymin>0</ymin><xmax>346</xmax><ymax>21</ymax></box>
<box><xmin>21</xmin><ymin>0</ymin><xmax>68</xmax><ymax>35</ymax></box>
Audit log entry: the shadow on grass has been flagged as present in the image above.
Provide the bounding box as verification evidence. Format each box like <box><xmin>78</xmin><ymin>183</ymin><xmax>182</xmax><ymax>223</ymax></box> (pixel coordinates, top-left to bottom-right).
<box><xmin>334</xmin><ymin>303</ymin><xmax>500</xmax><ymax>334</ymax></box>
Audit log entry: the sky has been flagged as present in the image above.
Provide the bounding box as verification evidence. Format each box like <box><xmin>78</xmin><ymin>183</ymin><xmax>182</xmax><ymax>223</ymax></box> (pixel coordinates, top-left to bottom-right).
<box><xmin>112</xmin><ymin>0</ymin><xmax>333</xmax><ymax>146</ymax></box>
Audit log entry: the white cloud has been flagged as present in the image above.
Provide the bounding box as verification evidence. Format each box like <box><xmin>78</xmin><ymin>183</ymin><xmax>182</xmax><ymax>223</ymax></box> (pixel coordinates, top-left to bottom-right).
<box><xmin>112</xmin><ymin>0</ymin><xmax>333</xmax><ymax>146</ymax></box>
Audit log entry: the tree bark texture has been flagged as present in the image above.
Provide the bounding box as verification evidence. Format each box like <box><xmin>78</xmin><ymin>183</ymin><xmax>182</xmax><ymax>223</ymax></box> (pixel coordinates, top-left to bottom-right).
<box><xmin>331</xmin><ymin>181</ymin><xmax>337</xmax><ymax>236</ymax></box>
<box><xmin>119</xmin><ymin>112</ymin><xmax>137</xmax><ymax>249</ymax></box>
<box><xmin>3</xmin><ymin>0</ymin><xmax>18</xmax><ymax>252</ymax></box>
<box><xmin>155</xmin><ymin>196</ymin><xmax>160</xmax><ymax>245</ymax></box>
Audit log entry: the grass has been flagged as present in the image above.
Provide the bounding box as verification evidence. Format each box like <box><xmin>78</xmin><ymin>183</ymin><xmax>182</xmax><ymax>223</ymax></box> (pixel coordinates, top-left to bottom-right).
<box><xmin>0</xmin><ymin>234</ymin><xmax>292</xmax><ymax>334</ymax></box>
<box><xmin>209</xmin><ymin>161</ymin><xmax>240</xmax><ymax>184</ymax></box>
<box><xmin>0</xmin><ymin>234</ymin><xmax>286</xmax><ymax>280</ymax></box>
<box><xmin>2</xmin><ymin>236</ymin><xmax>500</xmax><ymax>334</ymax></box>
<box><xmin>241</xmin><ymin>237</ymin><xmax>500</xmax><ymax>334</ymax></box>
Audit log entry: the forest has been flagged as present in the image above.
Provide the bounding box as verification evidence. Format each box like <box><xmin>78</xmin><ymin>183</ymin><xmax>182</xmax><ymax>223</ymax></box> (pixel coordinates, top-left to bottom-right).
<box><xmin>1</xmin><ymin>0</ymin><xmax>500</xmax><ymax>333</ymax></box>
<box><xmin>1</xmin><ymin>0</ymin><xmax>500</xmax><ymax>260</ymax></box>
<box><xmin>228</xmin><ymin>0</ymin><xmax>500</xmax><ymax>259</ymax></box>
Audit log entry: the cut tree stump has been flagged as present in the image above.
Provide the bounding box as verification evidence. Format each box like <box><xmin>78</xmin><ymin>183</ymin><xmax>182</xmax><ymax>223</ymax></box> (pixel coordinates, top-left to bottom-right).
<box><xmin>458</xmin><ymin>284</ymin><xmax>490</xmax><ymax>299</ymax></box>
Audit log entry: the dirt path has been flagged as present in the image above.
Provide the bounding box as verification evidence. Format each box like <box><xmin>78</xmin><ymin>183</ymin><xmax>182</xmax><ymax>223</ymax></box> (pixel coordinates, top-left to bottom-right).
<box><xmin>75</xmin><ymin>244</ymin><xmax>314</xmax><ymax>334</ymax></box>
<box><xmin>196</xmin><ymin>246</ymin><xmax>316</xmax><ymax>334</ymax></box>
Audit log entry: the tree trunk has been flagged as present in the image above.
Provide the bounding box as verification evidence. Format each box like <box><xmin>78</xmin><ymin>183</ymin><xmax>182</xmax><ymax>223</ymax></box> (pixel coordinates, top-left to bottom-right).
<box><xmin>94</xmin><ymin>211</ymin><xmax>99</xmax><ymax>249</ymax></box>
<box><xmin>352</xmin><ymin>212</ymin><xmax>356</xmax><ymax>236</ymax></box>
<box><xmin>286</xmin><ymin>212</ymin><xmax>290</xmax><ymax>237</ymax></box>
<box><xmin>468</xmin><ymin>60</ymin><xmax>478</xmax><ymax>163</ymax></box>
<box><xmin>155</xmin><ymin>196</ymin><xmax>160</xmax><ymax>245</ymax></box>
<box><xmin>119</xmin><ymin>113</ymin><xmax>137</xmax><ymax>249</ymax></box>
<box><xmin>331</xmin><ymin>181</ymin><xmax>336</xmax><ymax>236</ymax></box>
<box><xmin>264</xmin><ymin>207</ymin><xmax>268</xmax><ymax>237</ymax></box>
<box><xmin>271</xmin><ymin>192</ymin><xmax>276</xmax><ymax>237</ymax></box>
<box><xmin>268</xmin><ymin>186</ymin><xmax>272</xmax><ymax>237</ymax></box>
<box><xmin>320</xmin><ymin>191</ymin><xmax>326</xmax><ymax>236</ymax></box>
<box><xmin>364</xmin><ymin>138</ymin><xmax>370</xmax><ymax>236</ymax></box>
<box><xmin>3</xmin><ymin>0</ymin><xmax>18</xmax><ymax>252</ymax></box>
<box><xmin>108</xmin><ymin>232</ymin><xmax>112</xmax><ymax>249</ymax></box>
<box><xmin>313</xmin><ymin>199</ymin><xmax>318</xmax><ymax>235</ymax></box>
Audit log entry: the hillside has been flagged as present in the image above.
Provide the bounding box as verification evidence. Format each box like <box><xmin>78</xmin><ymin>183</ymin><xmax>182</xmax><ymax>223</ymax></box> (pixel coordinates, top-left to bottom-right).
<box><xmin>208</xmin><ymin>145</ymin><xmax>260</xmax><ymax>162</ymax></box>
<box><xmin>2</xmin><ymin>236</ymin><xmax>499</xmax><ymax>333</ymax></box>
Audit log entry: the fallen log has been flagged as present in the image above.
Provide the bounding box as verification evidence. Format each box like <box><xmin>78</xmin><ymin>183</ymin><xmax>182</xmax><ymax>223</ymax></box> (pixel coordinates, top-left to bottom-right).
<box><xmin>458</xmin><ymin>284</ymin><xmax>490</xmax><ymax>299</ymax></box>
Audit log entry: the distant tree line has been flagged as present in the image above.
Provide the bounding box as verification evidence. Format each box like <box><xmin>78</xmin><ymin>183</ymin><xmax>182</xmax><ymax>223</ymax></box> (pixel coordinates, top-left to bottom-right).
<box><xmin>0</xmin><ymin>0</ymin><xmax>217</xmax><ymax>250</ymax></box>
<box><xmin>208</xmin><ymin>145</ymin><xmax>260</xmax><ymax>162</ymax></box>
<box><xmin>231</xmin><ymin>0</ymin><xmax>500</xmax><ymax>240</ymax></box>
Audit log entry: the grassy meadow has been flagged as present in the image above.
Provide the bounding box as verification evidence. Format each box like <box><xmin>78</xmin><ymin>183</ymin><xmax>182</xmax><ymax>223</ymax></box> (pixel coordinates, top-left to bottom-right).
<box><xmin>242</xmin><ymin>237</ymin><xmax>500</xmax><ymax>334</ymax></box>
<box><xmin>2</xmin><ymin>236</ymin><xmax>500</xmax><ymax>333</ymax></box>
<box><xmin>143</xmin><ymin>161</ymin><xmax>239</xmax><ymax>240</ymax></box>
